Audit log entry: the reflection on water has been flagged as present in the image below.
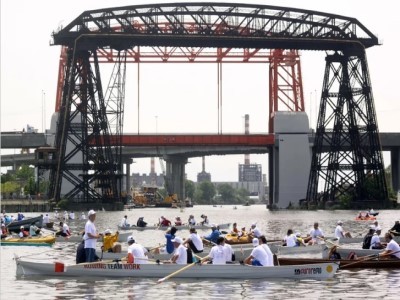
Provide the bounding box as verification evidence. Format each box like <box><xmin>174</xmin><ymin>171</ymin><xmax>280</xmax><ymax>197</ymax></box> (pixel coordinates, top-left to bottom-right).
<box><xmin>1</xmin><ymin>205</ymin><xmax>400</xmax><ymax>299</ymax></box>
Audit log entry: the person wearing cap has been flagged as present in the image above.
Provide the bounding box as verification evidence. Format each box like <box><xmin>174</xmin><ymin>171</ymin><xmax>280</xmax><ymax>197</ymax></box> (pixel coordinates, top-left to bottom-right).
<box><xmin>165</xmin><ymin>226</ymin><xmax>178</xmax><ymax>254</ymax></box>
<box><xmin>169</xmin><ymin>236</ymin><xmax>188</xmax><ymax>264</ymax></box>
<box><xmin>174</xmin><ymin>216</ymin><xmax>182</xmax><ymax>226</ymax></box>
<box><xmin>102</xmin><ymin>229</ymin><xmax>121</xmax><ymax>253</ymax></box>
<box><xmin>203</xmin><ymin>224</ymin><xmax>221</xmax><ymax>244</ymax></box>
<box><xmin>201</xmin><ymin>236</ymin><xmax>228</xmax><ymax>265</ymax></box>
<box><xmin>43</xmin><ymin>213</ymin><xmax>50</xmax><ymax>226</ymax></box>
<box><xmin>184</xmin><ymin>227</ymin><xmax>204</xmax><ymax>253</ymax></box>
<box><xmin>19</xmin><ymin>226</ymin><xmax>29</xmax><ymax>238</ymax></box>
<box><xmin>371</xmin><ymin>220</ymin><xmax>382</xmax><ymax>232</ymax></box>
<box><xmin>334</xmin><ymin>220</ymin><xmax>352</xmax><ymax>239</ymax></box>
<box><xmin>188</xmin><ymin>215</ymin><xmax>196</xmax><ymax>226</ymax></box>
<box><xmin>136</xmin><ymin>217</ymin><xmax>147</xmax><ymax>228</ymax></box>
<box><xmin>307</xmin><ymin>222</ymin><xmax>325</xmax><ymax>245</ymax></box>
<box><xmin>370</xmin><ymin>230</ymin><xmax>385</xmax><ymax>249</ymax></box>
<box><xmin>249</xmin><ymin>223</ymin><xmax>262</xmax><ymax>239</ymax></box>
<box><xmin>127</xmin><ymin>235</ymin><xmax>148</xmax><ymax>264</ymax></box>
<box><xmin>244</xmin><ymin>238</ymin><xmax>270</xmax><ymax>266</ymax></box>
<box><xmin>294</xmin><ymin>232</ymin><xmax>307</xmax><ymax>246</ymax></box>
<box><xmin>120</xmin><ymin>215</ymin><xmax>130</xmax><ymax>228</ymax></box>
<box><xmin>83</xmin><ymin>210</ymin><xmax>102</xmax><ymax>262</ymax></box>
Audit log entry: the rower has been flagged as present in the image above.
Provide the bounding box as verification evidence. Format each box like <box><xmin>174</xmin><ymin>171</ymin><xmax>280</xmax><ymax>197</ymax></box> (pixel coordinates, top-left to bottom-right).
<box><xmin>380</xmin><ymin>233</ymin><xmax>400</xmax><ymax>259</ymax></box>
<box><xmin>102</xmin><ymin>229</ymin><xmax>121</xmax><ymax>253</ymax></box>
<box><xmin>389</xmin><ymin>221</ymin><xmax>400</xmax><ymax>236</ymax></box>
<box><xmin>127</xmin><ymin>235</ymin><xmax>148</xmax><ymax>264</ymax></box>
<box><xmin>243</xmin><ymin>238</ymin><xmax>270</xmax><ymax>266</ymax></box>
<box><xmin>120</xmin><ymin>215</ymin><xmax>130</xmax><ymax>228</ymax></box>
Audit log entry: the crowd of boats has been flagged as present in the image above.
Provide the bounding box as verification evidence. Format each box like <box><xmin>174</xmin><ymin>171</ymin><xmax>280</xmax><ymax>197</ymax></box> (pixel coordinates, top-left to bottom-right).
<box><xmin>2</xmin><ymin>209</ymin><xmax>400</xmax><ymax>281</ymax></box>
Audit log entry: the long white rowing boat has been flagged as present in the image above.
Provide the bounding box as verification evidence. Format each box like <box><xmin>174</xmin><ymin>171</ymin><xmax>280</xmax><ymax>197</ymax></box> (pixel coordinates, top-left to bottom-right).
<box><xmin>118</xmin><ymin>222</ymin><xmax>232</xmax><ymax>231</ymax></box>
<box><xmin>325</xmin><ymin>236</ymin><xmax>400</xmax><ymax>245</ymax></box>
<box><xmin>15</xmin><ymin>256</ymin><xmax>338</xmax><ymax>280</ymax></box>
<box><xmin>322</xmin><ymin>247</ymin><xmax>381</xmax><ymax>259</ymax></box>
<box><xmin>55</xmin><ymin>232</ymin><xmax>132</xmax><ymax>243</ymax></box>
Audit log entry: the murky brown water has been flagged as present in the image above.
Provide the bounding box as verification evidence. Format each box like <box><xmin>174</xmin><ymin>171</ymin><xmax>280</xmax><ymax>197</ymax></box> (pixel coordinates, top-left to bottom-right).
<box><xmin>1</xmin><ymin>205</ymin><xmax>399</xmax><ymax>299</ymax></box>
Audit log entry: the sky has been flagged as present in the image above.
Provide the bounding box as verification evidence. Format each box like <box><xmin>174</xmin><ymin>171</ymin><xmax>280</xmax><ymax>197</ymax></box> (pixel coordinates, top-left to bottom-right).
<box><xmin>1</xmin><ymin>0</ymin><xmax>400</xmax><ymax>182</ymax></box>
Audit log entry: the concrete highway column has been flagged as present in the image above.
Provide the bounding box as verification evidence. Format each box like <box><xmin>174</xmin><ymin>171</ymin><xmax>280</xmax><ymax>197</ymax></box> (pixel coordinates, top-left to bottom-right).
<box><xmin>122</xmin><ymin>158</ymin><xmax>133</xmax><ymax>194</ymax></box>
<box><xmin>391</xmin><ymin>149</ymin><xmax>400</xmax><ymax>193</ymax></box>
<box><xmin>165</xmin><ymin>155</ymin><xmax>188</xmax><ymax>201</ymax></box>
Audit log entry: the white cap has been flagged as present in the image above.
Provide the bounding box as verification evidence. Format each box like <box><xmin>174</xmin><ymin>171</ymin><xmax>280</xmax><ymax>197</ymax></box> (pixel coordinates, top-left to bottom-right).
<box><xmin>88</xmin><ymin>210</ymin><xmax>96</xmax><ymax>216</ymax></box>
<box><xmin>20</xmin><ymin>225</ymin><xmax>24</xmax><ymax>229</ymax></box>
<box><xmin>337</xmin><ymin>220</ymin><xmax>343</xmax><ymax>225</ymax></box>
<box><xmin>127</xmin><ymin>235</ymin><xmax>135</xmax><ymax>243</ymax></box>
<box><xmin>171</xmin><ymin>236</ymin><xmax>183</xmax><ymax>244</ymax></box>
<box><xmin>1</xmin><ymin>223</ymin><xmax>5</xmax><ymax>227</ymax></box>
<box><xmin>104</xmin><ymin>229</ymin><xmax>111</xmax><ymax>234</ymax></box>
<box><xmin>252</xmin><ymin>238</ymin><xmax>259</xmax><ymax>247</ymax></box>
<box><xmin>211</xmin><ymin>224</ymin><xmax>217</xmax><ymax>228</ymax></box>
<box><xmin>295</xmin><ymin>232</ymin><xmax>301</xmax><ymax>237</ymax></box>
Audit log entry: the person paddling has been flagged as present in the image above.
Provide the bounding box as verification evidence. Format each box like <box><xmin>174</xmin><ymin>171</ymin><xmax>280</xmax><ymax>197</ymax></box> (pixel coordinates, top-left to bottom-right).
<box><xmin>379</xmin><ymin>233</ymin><xmax>400</xmax><ymax>259</ymax></box>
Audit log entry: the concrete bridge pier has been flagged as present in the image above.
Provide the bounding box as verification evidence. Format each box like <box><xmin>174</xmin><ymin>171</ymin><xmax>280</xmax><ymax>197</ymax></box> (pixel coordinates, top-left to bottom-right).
<box><xmin>165</xmin><ymin>155</ymin><xmax>188</xmax><ymax>201</ymax></box>
<box><xmin>391</xmin><ymin>148</ymin><xmax>400</xmax><ymax>193</ymax></box>
<box><xmin>122</xmin><ymin>158</ymin><xmax>133</xmax><ymax>194</ymax></box>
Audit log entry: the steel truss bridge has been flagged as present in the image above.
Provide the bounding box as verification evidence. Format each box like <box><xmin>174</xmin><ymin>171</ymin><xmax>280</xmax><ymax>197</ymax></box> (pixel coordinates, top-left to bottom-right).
<box><xmin>46</xmin><ymin>2</ymin><xmax>387</xmax><ymax>207</ymax></box>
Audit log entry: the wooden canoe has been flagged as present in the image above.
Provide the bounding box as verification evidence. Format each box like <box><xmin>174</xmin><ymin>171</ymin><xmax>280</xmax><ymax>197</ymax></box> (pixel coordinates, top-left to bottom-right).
<box><xmin>15</xmin><ymin>257</ymin><xmax>338</xmax><ymax>279</ymax></box>
<box><xmin>278</xmin><ymin>257</ymin><xmax>400</xmax><ymax>269</ymax></box>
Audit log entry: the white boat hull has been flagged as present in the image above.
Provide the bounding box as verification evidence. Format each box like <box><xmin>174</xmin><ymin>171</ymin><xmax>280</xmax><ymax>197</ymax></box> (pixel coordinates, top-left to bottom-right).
<box><xmin>118</xmin><ymin>223</ymin><xmax>231</xmax><ymax>231</ymax></box>
<box><xmin>15</xmin><ymin>258</ymin><xmax>338</xmax><ymax>280</ymax></box>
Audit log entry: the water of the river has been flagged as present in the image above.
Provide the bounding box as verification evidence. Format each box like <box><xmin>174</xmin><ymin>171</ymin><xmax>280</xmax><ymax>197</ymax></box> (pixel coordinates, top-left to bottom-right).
<box><xmin>1</xmin><ymin>205</ymin><xmax>399</xmax><ymax>299</ymax></box>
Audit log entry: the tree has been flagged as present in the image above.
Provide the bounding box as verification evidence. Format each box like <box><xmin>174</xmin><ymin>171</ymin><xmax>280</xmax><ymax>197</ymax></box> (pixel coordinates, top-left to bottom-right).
<box><xmin>185</xmin><ymin>180</ymin><xmax>195</xmax><ymax>199</ymax></box>
<box><xmin>237</xmin><ymin>188</ymin><xmax>250</xmax><ymax>204</ymax></box>
<box><xmin>197</xmin><ymin>181</ymin><xmax>216</xmax><ymax>204</ymax></box>
<box><xmin>217</xmin><ymin>183</ymin><xmax>236</xmax><ymax>204</ymax></box>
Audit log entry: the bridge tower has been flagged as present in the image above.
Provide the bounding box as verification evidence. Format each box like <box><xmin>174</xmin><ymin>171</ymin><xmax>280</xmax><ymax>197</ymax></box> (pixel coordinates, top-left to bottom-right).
<box><xmin>306</xmin><ymin>51</ymin><xmax>389</xmax><ymax>208</ymax></box>
<box><xmin>48</xmin><ymin>48</ymin><xmax>125</xmax><ymax>206</ymax></box>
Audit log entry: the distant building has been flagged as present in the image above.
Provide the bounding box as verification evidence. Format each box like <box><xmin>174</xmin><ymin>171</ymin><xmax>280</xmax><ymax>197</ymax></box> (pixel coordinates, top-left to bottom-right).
<box><xmin>238</xmin><ymin>163</ymin><xmax>262</xmax><ymax>182</ymax></box>
<box><xmin>197</xmin><ymin>171</ymin><xmax>211</xmax><ymax>182</ymax></box>
<box><xmin>131</xmin><ymin>173</ymin><xmax>165</xmax><ymax>188</ymax></box>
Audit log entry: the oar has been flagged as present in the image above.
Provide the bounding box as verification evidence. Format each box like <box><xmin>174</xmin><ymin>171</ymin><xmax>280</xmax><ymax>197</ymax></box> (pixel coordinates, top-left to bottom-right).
<box><xmin>157</xmin><ymin>262</ymin><xmax>197</xmax><ymax>284</ymax></box>
<box><xmin>341</xmin><ymin>250</ymin><xmax>400</xmax><ymax>268</ymax></box>
<box><xmin>389</xmin><ymin>230</ymin><xmax>400</xmax><ymax>236</ymax></box>
<box><xmin>202</xmin><ymin>238</ymin><xmax>217</xmax><ymax>246</ymax></box>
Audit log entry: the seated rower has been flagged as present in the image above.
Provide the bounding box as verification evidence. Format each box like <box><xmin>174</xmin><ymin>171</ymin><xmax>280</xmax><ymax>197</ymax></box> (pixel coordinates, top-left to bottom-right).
<box><xmin>201</xmin><ymin>236</ymin><xmax>229</xmax><ymax>265</ymax></box>
<box><xmin>244</xmin><ymin>238</ymin><xmax>270</xmax><ymax>266</ymax></box>
<box><xmin>1</xmin><ymin>223</ymin><xmax>9</xmax><ymax>239</ymax></box>
<box><xmin>169</xmin><ymin>236</ymin><xmax>188</xmax><ymax>265</ymax></box>
<box><xmin>126</xmin><ymin>235</ymin><xmax>148</xmax><ymax>264</ymax></box>
<box><xmin>335</xmin><ymin>220</ymin><xmax>352</xmax><ymax>239</ymax></box>
<box><xmin>184</xmin><ymin>228</ymin><xmax>204</xmax><ymax>253</ymax></box>
<box><xmin>136</xmin><ymin>217</ymin><xmax>147</xmax><ymax>228</ymax></box>
<box><xmin>29</xmin><ymin>223</ymin><xmax>41</xmax><ymax>236</ymax></box>
<box><xmin>174</xmin><ymin>216</ymin><xmax>182</xmax><ymax>226</ymax></box>
<box><xmin>379</xmin><ymin>232</ymin><xmax>400</xmax><ymax>259</ymax></box>
<box><xmin>230</xmin><ymin>223</ymin><xmax>239</xmax><ymax>235</ymax></box>
<box><xmin>102</xmin><ymin>229</ymin><xmax>121</xmax><ymax>253</ymax></box>
<box><xmin>19</xmin><ymin>226</ymin><xmax>29</xmax><ymax>238</ymax></box>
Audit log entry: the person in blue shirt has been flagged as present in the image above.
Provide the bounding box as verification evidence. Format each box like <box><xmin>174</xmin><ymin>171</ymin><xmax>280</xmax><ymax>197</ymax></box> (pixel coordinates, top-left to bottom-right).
<box><xmin>203</xmin><ymin>224</ymin><xmax>221</xmax><ymax>244</ymax></box>
<box><xmin>165</xmin><ymin>226</ymin><xmax>178</xmax><ymax>254</ymax></box>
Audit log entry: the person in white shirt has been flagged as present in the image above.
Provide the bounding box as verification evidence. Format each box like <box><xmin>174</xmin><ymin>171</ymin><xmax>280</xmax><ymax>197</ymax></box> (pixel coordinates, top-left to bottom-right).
<box><xmin>120</xmin><ymin>215</ymin><xmax>130</xmax><ymax>228</ymax></box>
<box><xmin>200</xmin><ymin>214</ymin><xmax>209</xmax><ymax>225</ymax></box>
<box><xmin>283</xmin><ymin>229</ymin><xmax>297</xmax><ymax>247</ymax></box>
<box><xmin>371</xmin><ymin>221</ymin><xmax>382</xmax><ymax>232</ymax></box>
<box><xmin>126</xmin><ymin>235</ymin><xmax>148</xmax><ymax>264</ymax></box>
<box><xmin>334</xmin><ymin>221</ymin><xmax>352</xmax><ymax>239</ymax></box>
<box><xmin>224</xmin><ymin>242</ymin><xmax>234</xmax><ymax>263</ymax></box>
<box><xmin>170</xmin><ymin>236</ymin><xmax>188</xmax><ymax>264</ymax></box>
<box><xmin>202</xmin><ymin>236</ymin><xmax>228</xmax><ymax>265</ymax></box>
<box><xmin>259</xmin><ymin>235</ymin><xmax>274</xmax><ymax>266</ymax></box>
<box><xmin>244</xmin><ymin>238</ymin><xmax>270</xmax><ymax>266</ymax></box>
<box><xmin>380</xmin><ymin>233</ymin><xmax>400</xmax><ymax>259</ymax></box>
<box><xmin>370</xmin><ymin>231</ymin><xmax>384</xmax><ymax>249</ymax></box>
<box><xmin>188</xmin><ymin>215</ymin><xmax>196</xmax><ymax>226</ymax></box>
<box><xmin>83</xmin><ymin>210</ymin><xmax>102</xmax><ymax>262</ymax></box>
<box><xmin>43</xmin><ymin>214</ymin><xmax>50</xmax><ymax>225</ymax></box>
<box><xmin>184</xmin><ymin>228</ymin><xmax>204</xmax><ymax>253</ymax></box>
<box><xmin>307</xmin><ymin>222</ymin><xmax>325</xmax><ymax>245</ymax></box>
<box><xmin>80</xmin><ymin>212</ymin><xmax>86</xmax><ymax>220</ymax></box>
<box><xmin>250</xmin><ymin>223</ymin><xmax>262</xmax><ymax>238</ymax></box>
<box><xmin>69</xmin><ymin>211</ymin><xmax>75</xmax><ymax>220</ymax></box>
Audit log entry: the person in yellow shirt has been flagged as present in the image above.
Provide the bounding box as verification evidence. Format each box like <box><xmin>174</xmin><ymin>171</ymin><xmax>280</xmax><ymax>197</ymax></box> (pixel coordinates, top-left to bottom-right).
<box><xmin>102</xmin><ymin>229</ymin><xmax>121</xmax><ymax>253</ymax></box>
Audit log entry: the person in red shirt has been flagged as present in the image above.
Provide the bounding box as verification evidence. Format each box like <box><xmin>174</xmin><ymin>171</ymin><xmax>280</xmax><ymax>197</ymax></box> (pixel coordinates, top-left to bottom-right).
<box><xmin>160</xmin><ymin>216</ymin><xmax>172</xmax><ymax>227</ymax></box>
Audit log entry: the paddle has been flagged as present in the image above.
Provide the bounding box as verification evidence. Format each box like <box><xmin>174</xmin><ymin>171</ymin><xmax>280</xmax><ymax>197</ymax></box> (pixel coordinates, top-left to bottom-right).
<box><xmin>157</xmin><ymin>262</ymin><xmax>197</xmax><ymax>284</ymax></box>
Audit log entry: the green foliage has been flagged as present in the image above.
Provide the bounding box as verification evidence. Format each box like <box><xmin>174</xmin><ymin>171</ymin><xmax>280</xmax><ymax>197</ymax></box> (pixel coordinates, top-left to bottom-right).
<box><xmin>1</xmin><ymin>181</ymin><xmax>20</xmax><ymax>194</ymax></box>
<box><xmin>185</xmin><ymin>180</ymin><xmax>195</xmax><ymax>199</ymax></box>
<box><xmin>338</xmin><ymin>193</ymin><xmax>352</xmax><ymax>208</ymax></box>
<box><xmin>217</xmin><ymin>183</ymin><xmax>236</xmax><ymax>204</ymax></box>
<box><xmin>15</xmin><ymin>165</ymin><xmax>34</xmax><ymax>181</ymax></box>
<box><xmin>57</xmin><ymin>199</ymin><xmax>69</xmax><ymax>210</ymax></box>
<box><xmin>236</xmin><ymin>188</ymin><xmax>250</xmax><ymax>203</ymax></box>
<box><xmin>194</xmin><ymin>181</ymin><xmax>216</xmax><ymax>204</ymax></box>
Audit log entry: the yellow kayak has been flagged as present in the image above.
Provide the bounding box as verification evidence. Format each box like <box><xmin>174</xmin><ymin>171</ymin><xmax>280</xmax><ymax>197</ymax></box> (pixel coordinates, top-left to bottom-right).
<box><xmin>224</xmin><ymin>233</ymin><xmax>252</xmax><ymax>245</ymax></box>
<box><xmin>3</xmin><ymin>235</ymin><xmax>56</xmax><ymax>245</ymax></box>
